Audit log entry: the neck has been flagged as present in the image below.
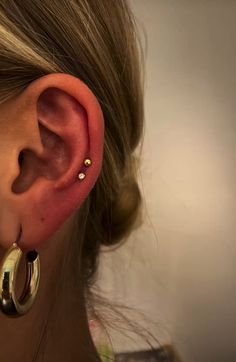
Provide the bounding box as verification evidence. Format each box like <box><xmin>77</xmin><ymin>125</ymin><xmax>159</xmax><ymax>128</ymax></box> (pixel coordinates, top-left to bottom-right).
<box><xmin>40</xmin><ymin>278</ymin><xmax>100</xmax><ymax>361</ymax></box>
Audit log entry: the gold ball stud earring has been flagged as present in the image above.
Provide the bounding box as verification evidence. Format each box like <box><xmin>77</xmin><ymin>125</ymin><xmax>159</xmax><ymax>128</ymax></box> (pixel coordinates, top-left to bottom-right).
<box><xmin>84</xmin><ymin>158</ymin><xmax>92</xmax><ymax>167</ymax></box>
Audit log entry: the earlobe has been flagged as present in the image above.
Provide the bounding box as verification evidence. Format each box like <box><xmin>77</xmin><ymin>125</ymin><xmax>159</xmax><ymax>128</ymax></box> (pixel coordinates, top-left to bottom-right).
<box><xmin>1</xmin><ymin>73</ymin><xmax>104</xmax><ymax>252</ymax></box>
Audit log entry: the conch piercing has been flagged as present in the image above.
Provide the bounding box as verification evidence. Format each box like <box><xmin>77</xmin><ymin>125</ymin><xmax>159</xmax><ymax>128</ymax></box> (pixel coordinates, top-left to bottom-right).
<box><xmin>0</xmin><ymin>227</ymin><xmax>40</xmax><ymax>317</ymax></box>
<box><xmin>77</xmin><ymin>158</ymin><xmax>92</xmax><ymax>181</ymax></box>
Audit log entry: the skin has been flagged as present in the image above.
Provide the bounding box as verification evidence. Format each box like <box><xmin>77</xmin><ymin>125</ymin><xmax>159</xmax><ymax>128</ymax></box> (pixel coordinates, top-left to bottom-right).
<box><xmin>0</xmin><ymin>73</ymin><xmax>104</xmax><ymax>361</ymax></box>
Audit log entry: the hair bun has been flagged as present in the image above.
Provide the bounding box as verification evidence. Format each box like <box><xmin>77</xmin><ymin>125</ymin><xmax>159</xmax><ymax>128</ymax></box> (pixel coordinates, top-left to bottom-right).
<box><xmin>101</xmin><ymin>175</ymin><xmax>142</xmax><ymax>247</ymax></box>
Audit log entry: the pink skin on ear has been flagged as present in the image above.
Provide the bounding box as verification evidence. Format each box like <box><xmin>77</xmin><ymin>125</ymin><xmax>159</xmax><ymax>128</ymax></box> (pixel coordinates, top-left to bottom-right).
<box><xmin>0</xmin><ymin>73</ymin><xmax>104</xmax><ymax>252</ymax></box>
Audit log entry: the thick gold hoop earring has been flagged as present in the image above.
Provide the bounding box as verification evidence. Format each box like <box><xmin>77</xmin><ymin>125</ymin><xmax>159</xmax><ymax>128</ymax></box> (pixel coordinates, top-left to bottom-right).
<box><xmin>0</xmin><ymin>242</ymin><xmax>40</xmax><ymax>317</ymax></box>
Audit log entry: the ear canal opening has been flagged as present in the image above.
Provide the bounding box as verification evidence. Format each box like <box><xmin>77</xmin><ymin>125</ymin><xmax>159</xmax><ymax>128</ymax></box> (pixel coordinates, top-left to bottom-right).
<box><xmin>12</xmin><ymin>148</ymin><xmax>38</xmax><ymax>194</ymax></box>
<box><xmin>18</xmin><ymin>151</ymin><xmax>24</xmax><ymax>167</ymax></box>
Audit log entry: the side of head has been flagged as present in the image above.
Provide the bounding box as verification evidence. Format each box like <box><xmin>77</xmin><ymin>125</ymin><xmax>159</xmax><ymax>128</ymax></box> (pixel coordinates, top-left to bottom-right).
<box><xmin>0</xmin><ymin>0</ymin><xmax>144</xmax><ymax>293</ymax></box>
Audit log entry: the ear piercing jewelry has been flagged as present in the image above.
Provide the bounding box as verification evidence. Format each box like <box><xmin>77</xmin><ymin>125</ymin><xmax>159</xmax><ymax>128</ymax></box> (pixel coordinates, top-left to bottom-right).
<box><xmin>77</xmin><ymin>158</ymin><xmax>92</xmax><ymax>181</ymax></box>
<box><xmin>84</xmin><ymin>158</ymin><xmax>92</xmax><ymax>167</ymax></box>
<box><xmin>0</xmin><ymin>227</ymin><xmax>40</xmax><ymax>317</ymax></box>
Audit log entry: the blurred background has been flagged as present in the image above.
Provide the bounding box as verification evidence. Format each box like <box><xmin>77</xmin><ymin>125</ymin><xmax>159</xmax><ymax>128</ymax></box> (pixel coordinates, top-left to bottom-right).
<box><xmin>97</xmin><ymin>1</ymin><xmax>236</xmax><ymax>361</ymax></box>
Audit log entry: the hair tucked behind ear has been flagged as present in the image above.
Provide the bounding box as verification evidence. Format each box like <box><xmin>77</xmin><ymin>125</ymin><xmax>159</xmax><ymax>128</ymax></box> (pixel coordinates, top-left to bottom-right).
<box><xmin>0</xmin><ymin>0</ymin><xmax>146</xmax><ymax>351</ymax></box>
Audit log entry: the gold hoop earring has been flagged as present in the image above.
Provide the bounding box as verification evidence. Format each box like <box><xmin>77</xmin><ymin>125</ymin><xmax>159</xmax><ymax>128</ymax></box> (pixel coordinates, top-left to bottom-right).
<box><xmin>0</xmin><ymin>242</ymin><xmax>40</xmax><ymax>317</ymax></box>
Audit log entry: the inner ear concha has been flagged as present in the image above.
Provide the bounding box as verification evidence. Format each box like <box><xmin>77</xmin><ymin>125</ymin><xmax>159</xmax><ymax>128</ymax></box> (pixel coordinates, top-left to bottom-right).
<box><xmin>12</xmin><ymin>124</ymin><xmax>69</xmax><ymax>194</ymax></box>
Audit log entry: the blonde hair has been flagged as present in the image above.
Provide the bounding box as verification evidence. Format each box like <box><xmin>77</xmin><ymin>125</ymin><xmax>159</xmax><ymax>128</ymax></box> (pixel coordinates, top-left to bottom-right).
<box><xmin>0</xmin><ymin>0</ymin><xmax>146</xmax><ymax>357</ymax></box>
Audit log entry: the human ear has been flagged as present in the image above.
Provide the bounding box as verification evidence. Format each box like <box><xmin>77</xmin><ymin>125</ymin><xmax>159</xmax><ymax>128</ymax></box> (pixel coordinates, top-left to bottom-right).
<box><xmin>0</xmin><ymin>73</ymin><xmax>104</xmax><ymax>252</ymax></box>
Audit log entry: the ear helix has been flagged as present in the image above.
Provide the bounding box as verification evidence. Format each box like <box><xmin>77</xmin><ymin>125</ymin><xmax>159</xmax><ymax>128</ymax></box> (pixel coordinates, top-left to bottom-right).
<box><xmin>77</xmin><ymin>158</ymin><xmax>92</xmax><ymax>181</ymax></box>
